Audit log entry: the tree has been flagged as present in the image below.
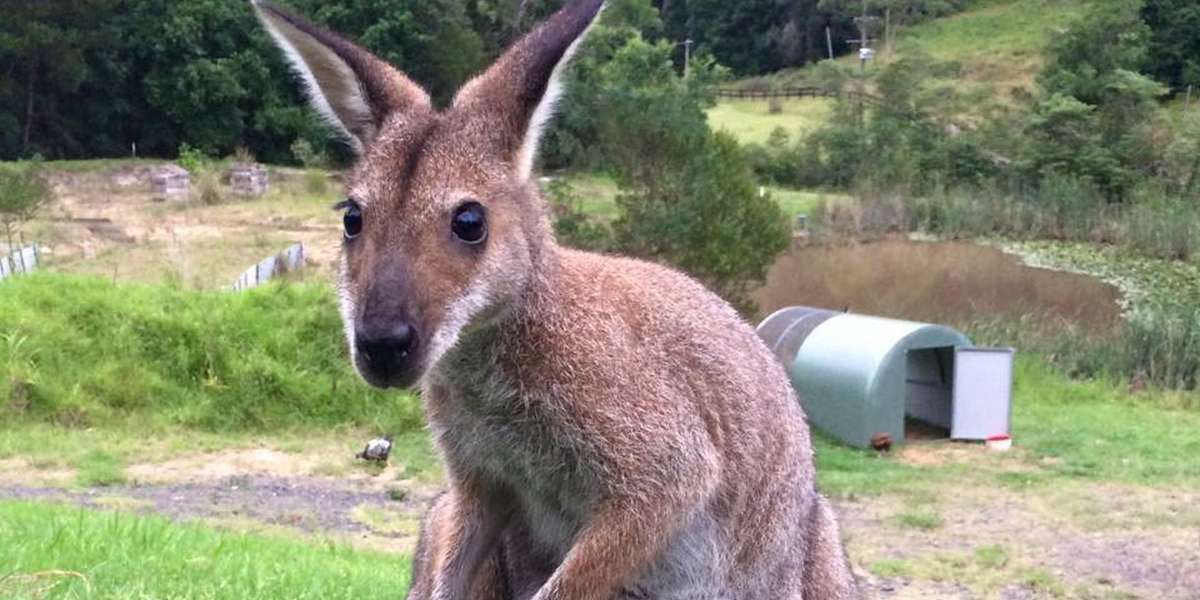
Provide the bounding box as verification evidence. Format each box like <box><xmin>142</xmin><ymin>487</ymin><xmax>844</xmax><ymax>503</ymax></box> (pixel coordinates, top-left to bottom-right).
<box><xmin>1032</xmin><ymin>0</ymin><xmax>1166</xmax><ymax>199</ymax></box>
<box><xmin>0</xmin><ymin>162</ymin><xmax>52</xmax><ymax>253</ymax></box>
<box><xmin>1142</xmin><ymin>0</ymin><xmax>1200</xmax><ymax>90</ymax></box>
<box><xmin>0</xmin><ymin>0</ymin><xmax>118</xmax><ymax>158</ymax></box>
<box><xmin>587</xmin><ymin>36</ymin><xmax>787</xmax><ymax>309</ymax></box>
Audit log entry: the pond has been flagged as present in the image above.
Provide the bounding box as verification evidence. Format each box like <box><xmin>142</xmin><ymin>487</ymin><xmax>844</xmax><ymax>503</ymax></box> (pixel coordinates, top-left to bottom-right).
<box><xmin>756</xmin><ymin>240</ymin><xmax>1122</xmax><ymax>330</ymax></box>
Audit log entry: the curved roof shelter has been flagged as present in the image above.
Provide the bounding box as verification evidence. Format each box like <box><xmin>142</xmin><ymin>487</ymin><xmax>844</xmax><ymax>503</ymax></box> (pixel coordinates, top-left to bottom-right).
<box><xmin>758</xmin><ymin>307</ymin><xmax>1012</xmax><ymax>449</ymax></box>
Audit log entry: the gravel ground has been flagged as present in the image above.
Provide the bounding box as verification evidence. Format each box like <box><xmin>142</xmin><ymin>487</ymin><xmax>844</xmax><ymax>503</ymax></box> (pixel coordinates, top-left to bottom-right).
<box><xmin>0</xmin><ymin>474</ymin><xmax>432</xmax><ymax>537</ymax></box>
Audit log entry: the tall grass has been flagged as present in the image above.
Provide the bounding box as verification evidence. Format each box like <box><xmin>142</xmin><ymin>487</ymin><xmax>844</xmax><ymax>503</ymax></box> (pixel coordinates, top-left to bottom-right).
<box><xmin>0</xmin><ymin>274</ymin><xmax>422</xmax><ymax>432</ymax></box>
<box><xmin>897</xmin><ymin>180</ymin><xmax>1200</xmax><ymax>261</ymax></box>
<box><xmin>0</xmin><ymin>501</ymin><xmax>411</xmax><ymax>599</ymax></box>
<box><xmin>965</xmin><ymin>307</ymin><xmax>1200</xmax><ymax>398</ymax></box>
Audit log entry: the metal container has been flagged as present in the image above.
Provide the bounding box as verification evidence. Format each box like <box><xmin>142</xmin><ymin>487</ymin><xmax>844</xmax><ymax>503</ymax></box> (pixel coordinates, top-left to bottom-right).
<box><xmin>757</xmin><ymin>307</ymin><xmax>1013</xmax><ymax>448</ymax></box>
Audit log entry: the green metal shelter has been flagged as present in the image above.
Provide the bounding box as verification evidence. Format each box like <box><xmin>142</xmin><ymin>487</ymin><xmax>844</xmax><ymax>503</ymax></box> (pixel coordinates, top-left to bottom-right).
<box><xmin>757</xmin><ymin>307</ymin><xmax>1012</xmax><ymax>449</ymax></box>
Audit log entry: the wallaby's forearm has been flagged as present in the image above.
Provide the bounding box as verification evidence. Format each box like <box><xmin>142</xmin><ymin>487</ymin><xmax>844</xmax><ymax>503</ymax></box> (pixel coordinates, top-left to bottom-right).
<box><xmin>429</xmin><ymin>486</ymin><xmax>510</xmax><ymax>600</ymax></box>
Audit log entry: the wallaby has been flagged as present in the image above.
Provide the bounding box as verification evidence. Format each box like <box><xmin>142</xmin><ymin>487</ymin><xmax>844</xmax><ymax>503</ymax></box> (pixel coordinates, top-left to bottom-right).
<box><xmin>253</xmin><ymin>1</ymin><xmax>859</xmax><ymax>598</ymax></box>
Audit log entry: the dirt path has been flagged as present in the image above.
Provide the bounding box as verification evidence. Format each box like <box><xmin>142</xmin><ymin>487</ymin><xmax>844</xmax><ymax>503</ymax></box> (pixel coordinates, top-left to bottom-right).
<box><xmin>3</xmin><ymin>445</ymin><xmax>1197</xmax><ymax>599</ymax></box>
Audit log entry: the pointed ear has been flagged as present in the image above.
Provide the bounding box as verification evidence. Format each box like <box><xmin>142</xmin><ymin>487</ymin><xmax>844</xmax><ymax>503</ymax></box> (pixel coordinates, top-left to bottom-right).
<box><xmin>453</xmin><ymin>0</ymin><xmax>606</xmax><ymax>180</ymax></box>
<box><xmin>252</xmin><ymin>0</ymin><xmax>431</xmax><ymax>154</ymax></box>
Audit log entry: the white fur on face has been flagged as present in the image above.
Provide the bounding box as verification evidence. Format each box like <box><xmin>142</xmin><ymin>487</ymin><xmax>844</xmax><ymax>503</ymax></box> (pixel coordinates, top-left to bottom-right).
<box><xmin>337</xmin><ymin>256</ymin><xmax>361</xmax><ymax>372</ymax></box>
<box><xmin>421</xmin><ymin>277</ymin><xmax>494</xmax><ymax>382</ymax></box>
<box><xmin>515</xmin><ymin>4</ymin><xmax>606</xmax><ymax>181</ymax></box>
<box><xmin>253</xmin><ymin>1</ymin><xmax>373</xmax><ymax>154</ymax></box>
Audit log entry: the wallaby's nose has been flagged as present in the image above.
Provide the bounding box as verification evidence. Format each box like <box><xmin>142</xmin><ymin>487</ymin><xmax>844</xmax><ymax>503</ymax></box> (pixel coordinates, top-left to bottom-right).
<box><xmin>355</xmin><ymin>322</ymin><xmax>418</xmax><ymax>386</ymax></box>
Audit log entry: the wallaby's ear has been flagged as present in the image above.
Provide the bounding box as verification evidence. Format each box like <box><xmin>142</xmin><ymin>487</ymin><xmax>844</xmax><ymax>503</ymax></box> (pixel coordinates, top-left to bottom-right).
<box><xmin>453</xmin><ymin>0</ymin><xmax>606</xmax><ymax>180</ymax></box>
<box><xmin>252</xmin><ymin>0</ymin><xmax>431</xmax><ymax>154</ymax></box>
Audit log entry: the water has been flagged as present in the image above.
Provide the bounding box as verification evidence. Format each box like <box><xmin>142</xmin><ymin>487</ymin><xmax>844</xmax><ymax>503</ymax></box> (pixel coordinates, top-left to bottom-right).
<box><xmin>756</xmin><ymin>240</ymin><xmax>1122</xmax><ymax>330</ymax></box>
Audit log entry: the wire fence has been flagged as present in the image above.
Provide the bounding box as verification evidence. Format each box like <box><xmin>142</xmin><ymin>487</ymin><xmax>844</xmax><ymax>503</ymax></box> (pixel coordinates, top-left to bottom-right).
<box><xmin>232</xmin><ymin>243</ymin><xmax>306</xmax><ymax>292</ymax></box>
<box><xmin>0</xmin><ymin>245</ymin><xmax>39</xmax><ymax>281</ymax></box>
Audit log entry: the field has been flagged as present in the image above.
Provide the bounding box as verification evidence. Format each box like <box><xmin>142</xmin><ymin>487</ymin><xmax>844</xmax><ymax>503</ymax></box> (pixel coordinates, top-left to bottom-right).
<box><xmin>706</xmin><ymin>97</ymin><xmax>833</xmax><ymax>146</ymax></box>
<box><xmin>718</xmin><ymin>0</ymin><xmax>1089</xmax><ymax>143</ymax></box>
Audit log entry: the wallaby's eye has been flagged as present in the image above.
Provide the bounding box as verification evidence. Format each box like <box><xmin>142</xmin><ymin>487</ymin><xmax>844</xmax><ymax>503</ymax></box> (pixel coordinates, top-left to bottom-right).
<box><xmin>340</xmin><ymin>200</ymin><xmax>363</xmax><ymax>240</ymax></box>
<box><xmin>452</xmin><ymin>202</ymin><xmax>488</xmax><ymax>245</ymax></box>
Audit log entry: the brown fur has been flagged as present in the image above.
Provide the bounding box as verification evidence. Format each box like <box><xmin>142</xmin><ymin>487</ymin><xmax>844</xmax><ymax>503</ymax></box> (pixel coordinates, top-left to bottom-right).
<box><xmin>253</xmin><ymin>1</ymin><xmax>859</xmax><ymax>597</ymax></box>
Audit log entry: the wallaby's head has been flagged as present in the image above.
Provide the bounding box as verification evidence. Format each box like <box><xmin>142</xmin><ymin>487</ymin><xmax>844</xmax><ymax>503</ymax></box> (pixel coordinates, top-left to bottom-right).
<box><xmin>254</xmin><ymin>0</ymin><xmax>605</xmax><ymax>389</ymax></box>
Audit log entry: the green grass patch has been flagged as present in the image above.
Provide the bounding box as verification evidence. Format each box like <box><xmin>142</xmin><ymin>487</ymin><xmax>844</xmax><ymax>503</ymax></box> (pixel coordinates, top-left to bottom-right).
<box><xmin>0</xmin><ymin>501</ymin><xmax>411</xmax><ymax>599</ymax></box>
<box><xmin>816</xmin><ymin>354</ymin><xmax>1200</xmax><ymax>499</ymax></box>
<box><xmin>73</xmin><ymin>451</ymin><xmax>126</xmax><ymax>488</ymax></box>
<box><xmin>0</xmin><ymin>274</ymin><xmax>422</xmax><ymax>432</ymax></box>
<box><xmin>706</xmin><ymin>98</ymin><xmax>832</xmax><ymax>146</ymax></box>
<box><xmin>770</xmin><ymin>187</ymin><xmax>840</xmax><ymax>219</ymax></box>
<box><xmin>893</xmin><ymin>508</ymin><xmax>944</xmax><ymax>531</ymax></box>
<box><xmin>556</xmin><ymin>172</ymin><xmax>824</xmax><ymax>227</ymax></box>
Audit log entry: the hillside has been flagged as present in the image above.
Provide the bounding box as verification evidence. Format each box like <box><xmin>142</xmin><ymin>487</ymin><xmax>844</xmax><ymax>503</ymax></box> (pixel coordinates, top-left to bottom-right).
<box><xmin>709</xmin><ymin>0</ymin><xmax>1086</xmax><ymax>145</ymax></box>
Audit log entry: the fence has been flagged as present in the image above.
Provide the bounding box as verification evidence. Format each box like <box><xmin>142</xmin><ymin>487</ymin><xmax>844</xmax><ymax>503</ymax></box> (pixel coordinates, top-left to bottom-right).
<box><xmin>232</xmin><ymin>243</ymin><xmax>305</xmax><ymax>291</ymax></box>
<box><xmin>715</xmin><ymin>87</ymin><xmax>833</xmax><ymax>100</ymax></box>
<box><xmin>0</xmin><ymin>245</ymin><xmax>39</xmax><ymax>281</ymax></box>
<box><xmin>715</xmin><ymin>87</ymin><xmax>882</xmax><ymax>105</ymax></box>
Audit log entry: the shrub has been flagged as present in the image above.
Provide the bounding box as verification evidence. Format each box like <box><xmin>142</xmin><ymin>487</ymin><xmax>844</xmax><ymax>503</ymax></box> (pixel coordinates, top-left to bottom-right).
<box><xmin>291</xmin><ymin>138</ymin><xmax>329</xmax><ymax>170</ymax></box>
<box><xmin>545</xmin><ymin>179</ymin><xmax>612</xmax><ymax>253</ymax></box>
<box><xmin>613</xmin><ymin>132</ymin><xmax>790</xmax><ymax>311</ymax></box>
<box><xmin>177</xmin><ymin>143</ymin><xmax>207</xmax><ymax>176</ymax></box>
<box><xmin>196</xmin><ymin>170</ymin><xmax>225</xmax><ymax>206</ymax></box>
<box><xmin>0</xmin><ymin>160</ymin><xmax>52</xmax><ymax>250</ymax></box>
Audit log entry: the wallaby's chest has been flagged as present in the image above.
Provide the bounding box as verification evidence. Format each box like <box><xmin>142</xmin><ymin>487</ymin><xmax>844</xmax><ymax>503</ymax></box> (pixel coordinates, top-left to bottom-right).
<box><xmin>428</xmin><ymin>342</ymin><xmax>599</xmax><ymax>556</ymax></box>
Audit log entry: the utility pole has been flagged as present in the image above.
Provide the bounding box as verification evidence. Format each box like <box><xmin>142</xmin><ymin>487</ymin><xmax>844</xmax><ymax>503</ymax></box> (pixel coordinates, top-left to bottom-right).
<box><xmin>683</xmin><ymin>39</ymin><xmax>694</xmax><ymax>79</ymax></box>
<box><xmin>848</xmin><ymin>0</ymin><xmax>878</xmax><ymax>128</ymax></box>
<box><xmin>826</xmin><ymin>26</ymin><xmax>834</xmax><ymax>60</ymax></box>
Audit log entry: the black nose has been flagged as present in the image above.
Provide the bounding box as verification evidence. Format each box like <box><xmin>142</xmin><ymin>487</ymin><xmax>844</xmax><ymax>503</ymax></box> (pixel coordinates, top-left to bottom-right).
<box><xmin>355</xmin><ymin>322</ymin><xmax>418</xmax><ymax>384</ymax></box>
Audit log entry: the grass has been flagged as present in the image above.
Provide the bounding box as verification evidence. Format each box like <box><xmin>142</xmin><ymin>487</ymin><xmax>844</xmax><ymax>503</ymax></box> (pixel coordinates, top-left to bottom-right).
<box><xmin>770</xmin><ymin>187</ymin><xmax>839</xmax><ymax>218</ymax></box>
<box><xmin>0</xmin><ymin>501</ymin><xmax>411</xmax><ymax>599</ymax></box>
<box><xmin>73</xmin><ymin>451</ymin><xmax>126</xmax><ymax>488</ymax></box>
<box><xmin>815</xmin><ymin>354</ymin><xmax>1200</xmax><ymax>501</ymax></box>
<box><xmin>706</xmin><ymin>98</ymin><xmax>832</xmax><ymax>146</ymax></box>
<box><xmin>557</xmin><ymin>171</ymin><xmax>825</xmax><ymax>225</ymax></box>
<box><xmin>0</xmin><ymin>274</ymin><xmax>422</xmax><ymax>432</ymax></box>
<box><xmin>11</xmin><ymin>159</ymin><xmax>341</xmax><ymax>290</ymax></box>
<box><xmin>731</xmin><ymin>0</ymin><xmax>1087</xmax><ymax>123</ymax></box>
<box><xmin>893</xmin><ymin>508</ymin><xmax>944</xmax><ymax>531</ymax></box>
<box><xmin>0</xmin><ymin>159</ymin><xmax>169</xmax><ymax>175</ymax></box>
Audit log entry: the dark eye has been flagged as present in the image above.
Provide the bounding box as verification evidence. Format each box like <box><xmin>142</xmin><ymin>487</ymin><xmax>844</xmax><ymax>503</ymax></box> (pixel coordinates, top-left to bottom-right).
<box><xmin>342</xmin><ymin>202</ymin><xmax>363</xmax><ymax>240</ymax></box>
<box><xmin>452</xmin><ymin>202</ymin><xmax>488</xmax><ymax>245</ymax></box>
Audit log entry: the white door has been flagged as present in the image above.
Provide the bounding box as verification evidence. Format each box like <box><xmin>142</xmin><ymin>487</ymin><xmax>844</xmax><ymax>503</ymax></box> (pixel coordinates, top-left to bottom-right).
<box><xmin>952</xmin><ymin>348</ymin><xmax>1014</xmax><ymax>440</ymax></box>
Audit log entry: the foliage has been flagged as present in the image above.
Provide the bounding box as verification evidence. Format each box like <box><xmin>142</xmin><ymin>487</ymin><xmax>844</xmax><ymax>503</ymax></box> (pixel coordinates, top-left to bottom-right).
<box><xmin>1141</xmin><ymin>0</ymin><xmax>1200</xmax><ymax>90</ymax></box>
<box><xmin>0</xmin><ymin>502</ymin><xmax>413</xmax><ymax>599</ymax></box>
<box><xmin>290</xmin><ymin>138</ymin><xmax>329</xmax><ymax>170</ymax></box>
<box><xmin>1030</xmin><ymin>0</ymin><xmax>1165</xmax><ymax>200</ymax></box>
<box><xmin>555</xmin><ymin>30</ymin><xmax>787</xmax><ymax>308</ymax></box>
<box><xmin>0</xmin><ymin>0</ymin><xmax>490</xmax><ymax>162</ymax></box>
<box><xmin>0</xmin><ymin>275</ymin><xmax>423</xmax><ymax>432</ymax></box>
<box><xmin>545</xmin><ymin>178</ymin><xmax>613</xmax><ymax>253</ymax></box>
<box><xmin>0</xmin><ymin>159</ymin><xmax>51</xmax><ymax>249</ymax></box>
<box><xmin>613</xmin><ymin>131</ymin><xmax>790</xmax><ymax>310</ymax></box>
<box><xmin>175</xmin><ymin>143</ymin><xmax>206</xmax><ymax>176</ymax></box>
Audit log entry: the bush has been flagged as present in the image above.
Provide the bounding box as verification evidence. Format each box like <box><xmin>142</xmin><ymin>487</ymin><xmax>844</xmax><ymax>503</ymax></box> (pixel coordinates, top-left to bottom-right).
<box><xmin>0</xmin><ymin>275</ymin><xmax>422</xmax><ymax>432</ymax></box>
<box><xmin>196</xmin><ymin>170</ymin><xmax>225</xmax><ymax>206</ymax></box>
<box><xmin>545</xmin><ymin>179</ymin><xmax>612</xmax><ymax>253</ymax></box>
<box><xmin>291</xmin><ymin>139</ymin><xmax>329</xmax><ymax>170</ymax></box>
<box><xmin>0</xmin><ymin>160</ymin><xmax>52</xmax><ymax>249</ymax></box>
<box><xmin>613</xmin><ymin>132</ymin><xmax>790</xmax><ymax>311</ymax></box>
<box><xmin>177</xmin><ymin>143</ymin><xmax>207</xmax><ymax>176</ymax></box>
